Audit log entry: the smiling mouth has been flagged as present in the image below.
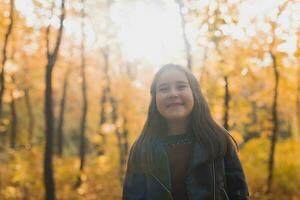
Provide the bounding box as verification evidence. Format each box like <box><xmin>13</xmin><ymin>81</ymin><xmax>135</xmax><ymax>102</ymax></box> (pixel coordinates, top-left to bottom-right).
<box><xmin>167</xmin><ymin>103</ymin><xmax>183</xmax><ymax>108</ymax></box>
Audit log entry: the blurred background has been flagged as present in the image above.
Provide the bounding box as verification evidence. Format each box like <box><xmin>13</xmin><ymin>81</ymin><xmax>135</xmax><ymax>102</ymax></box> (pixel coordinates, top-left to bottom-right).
<box><xmin>0</xmin><ymin>0</ymin><xmax>300</xmax><ymax>199</ymax></box>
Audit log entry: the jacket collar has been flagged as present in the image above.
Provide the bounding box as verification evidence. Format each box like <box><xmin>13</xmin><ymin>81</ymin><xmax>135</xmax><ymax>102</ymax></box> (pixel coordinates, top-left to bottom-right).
<box><xmin>152</xmin><ymin>140</ymin><xmax>172</xmax><ymax>191</ymax></box>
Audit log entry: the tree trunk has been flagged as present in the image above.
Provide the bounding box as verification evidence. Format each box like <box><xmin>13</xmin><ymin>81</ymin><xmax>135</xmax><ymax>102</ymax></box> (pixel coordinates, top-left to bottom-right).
<box><xmin>99</xmin><ymin>46</ymin><xmax>110</xmax><ymax>124</ymax></box>
<box><xmin>0</xmin><ymin>0</ymin><xmax>14</xmax><ymax>117</ymax></box>
<box><xmin>239</xmin><ymin>102</ymin><xmax>260</xmax><ymax>148</ymax></box>
<box><xmin>122</xmin><ymin>117</ymin><xmax>129</xmax><ymax>157</ymax></box>
<box><xmin>0</xmin><ymin>170</ymin><xmax>3</xmax><ymax>199</ymax></box>
<box><xmin>56</xmin><ymin>69</ymin><xmax>70</xmax><ymax>157</ymax></box>
<box><xmin>176</xmin><ymin>0</ymin><xmax>192</xmax><ymax>71</ymax></box>
<box><xmin>121</xmin><ymin>117</ymin><xmax>129</xmax><ymax>183</ymax></box>
<box><xmin>24</xmin><ymin>88</ymin><xmax>34</xmax><ymax>145</ymax></box>
<box><xmin>44</xmin><ymin>62</ymin><xmax>55</xmax><ymax>200</ymax></box>
<box><xmin>22</xmin><ymin>186</ymin><xmax>29</xmax><ymax>200</ymax></box>
<box><xmin>296</xmin><ymin>66</ymin><xmax>300</xmax><ymax>139</ymax></box>
<box><xmin>98</xmin><ymin>48</ymin><xmax>110</xmax><ymax>154</ymax></box>
<box><xmin>223</xmin><ymin>76</ymin><xmax>229</xmax><ymax>131</ymax></box>
<box><xmin>110</xmin><ymin>96</ymin><xmax>123</xmax><ymax>183</ymax></box>
<box><xmin>97</xmin><ymin>83</ymin><xmax>108</xmax><ymax>157</ymax></box>
<box><xmin>43</xmin><ymin>0</ymin><xmax>65</xmax><ymax>199</ymax></box>
<box><xmin>9</xmin><ymin>77</ymin><xmax>17</xmax><ymax>149</ymax></box>
<box><xmin>74</xmin><ymin>0</ymin><xmax>88</xmax><ymax>188</ymax></box>
<box><xmin>109</xmin><ymin>95</ymin><xmax>129</xmax><ymax>183</ymax></box>
<box><xmin>99</xmin><ymin>88</ymin><xmax>108</xmax><ymax>125</ymax></box>
<box><xmin>79</xmin><ymin>0</ymin><xmax>88</xmax><ymax>173</ymax></box>
<box><xmin>266</xmin><ymin>52</ymin><xmax>279</xmax><ymax>194</ymax></box>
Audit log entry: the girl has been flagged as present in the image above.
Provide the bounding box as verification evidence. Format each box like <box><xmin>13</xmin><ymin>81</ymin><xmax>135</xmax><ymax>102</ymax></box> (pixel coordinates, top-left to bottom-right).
<box><xmin>123</xmin><ymin>64</ymin><xmax>250</xmax><ymax>200</ymax></box>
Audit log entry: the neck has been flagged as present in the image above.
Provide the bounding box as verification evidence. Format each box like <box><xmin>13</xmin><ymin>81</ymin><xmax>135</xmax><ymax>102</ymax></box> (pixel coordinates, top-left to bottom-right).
<box><xmin>167</xmin><ymin>119</ymin><xmax>188</xmax><ymax>135</ymax></box>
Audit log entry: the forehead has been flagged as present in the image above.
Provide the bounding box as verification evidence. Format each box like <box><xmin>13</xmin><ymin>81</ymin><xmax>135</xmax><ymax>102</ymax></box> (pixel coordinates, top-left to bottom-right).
<box><xmin>156</xmin><ymin>69</ymin><xmax>188</xmax><ymax>86</ymax></box>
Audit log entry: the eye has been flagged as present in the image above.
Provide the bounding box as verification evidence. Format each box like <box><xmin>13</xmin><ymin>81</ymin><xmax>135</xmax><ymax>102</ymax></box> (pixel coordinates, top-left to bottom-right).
<box><xmin>177</xmin><ymin>84</ymin><xmax>188</xmax><ymax>90</ymax></box>
<box><xmin>158</xmin><ymin>86</ymin><xmax>169</xmax><ymax>92</ymax></box>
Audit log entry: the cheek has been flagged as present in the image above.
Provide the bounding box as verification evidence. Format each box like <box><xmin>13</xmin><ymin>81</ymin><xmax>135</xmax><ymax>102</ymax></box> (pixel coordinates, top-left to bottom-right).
<box><xmin>155</xmin><ymin>94</ymin><xmax>165</xmax><ymax>113</ymax></box>
<box><xmin>185</xmin><ymin>92</ymin><xmax>194</xmax><ymax>110</ymax></box>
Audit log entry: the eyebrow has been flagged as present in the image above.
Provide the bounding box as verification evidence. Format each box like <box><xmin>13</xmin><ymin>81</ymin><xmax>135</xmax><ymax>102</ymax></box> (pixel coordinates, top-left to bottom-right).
<box><xmin>176</xmin><ymin>81</ymin><xmax>189</xmax><ymax>84</ymax></box>
<box><xmin>157</xmin><ymin>81</ymin><xmax>189</xmax><ymax>87</ymax></box>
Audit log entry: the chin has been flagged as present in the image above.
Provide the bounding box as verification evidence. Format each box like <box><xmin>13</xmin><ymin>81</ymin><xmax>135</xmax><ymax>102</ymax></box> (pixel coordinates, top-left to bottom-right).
<box><xmin>166</xmin><ymin>115</ymin><xmax>188</xmax><ymax>121</ymax></box>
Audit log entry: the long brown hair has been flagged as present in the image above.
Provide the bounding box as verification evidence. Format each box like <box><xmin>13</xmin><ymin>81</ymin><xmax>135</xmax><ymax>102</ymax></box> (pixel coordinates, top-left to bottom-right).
<box><xmin>128</xmin><ymin>64</ymin><xmax>236</xmax><ymax>174</ymax></box>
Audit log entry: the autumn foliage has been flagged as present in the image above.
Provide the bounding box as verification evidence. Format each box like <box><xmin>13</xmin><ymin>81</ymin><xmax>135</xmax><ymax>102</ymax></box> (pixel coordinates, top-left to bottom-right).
<box><xmin>0</xmin><ymin>0</ymin><xmax>300</xmax><ymax>199</ymax></box>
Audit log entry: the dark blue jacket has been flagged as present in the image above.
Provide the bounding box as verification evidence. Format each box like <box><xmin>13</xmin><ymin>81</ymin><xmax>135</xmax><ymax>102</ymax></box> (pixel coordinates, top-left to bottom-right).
<box><xmin>123</xmin><ymin>139</ymin><xmax>250</xmax><ymax>200</ymax></box>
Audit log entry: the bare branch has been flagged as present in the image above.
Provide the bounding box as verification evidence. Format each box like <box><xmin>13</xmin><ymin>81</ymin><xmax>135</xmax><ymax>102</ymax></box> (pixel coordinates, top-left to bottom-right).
<box><xmin>45</xmin><ymin>1</ymin><xmax>55</xmax><ymax>57</ymax></box>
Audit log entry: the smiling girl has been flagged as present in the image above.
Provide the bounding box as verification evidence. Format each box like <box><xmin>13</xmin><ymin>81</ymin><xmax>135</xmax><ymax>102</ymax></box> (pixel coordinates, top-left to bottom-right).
<box><xmin>123</xmin><ymin>64</ymin><xmax>250</xmax><ymax>200</ymax></box>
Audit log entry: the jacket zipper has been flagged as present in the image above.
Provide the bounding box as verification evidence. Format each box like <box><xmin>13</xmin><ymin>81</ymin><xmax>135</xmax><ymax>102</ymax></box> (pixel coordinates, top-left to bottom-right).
<box><xmin>220</xmin><ymin>187</ymin><xmax>230</xmax><ymax>200</ymax></box>
<box><xmin>152</xmin><ymin>174</ymin><xmax>174</xmax><ymax>200</ymax></box>
<box><xmin>212</xmin><ymin>161</ymin><xmax>216</xmax><ymax>200</ymax></box>
<box><xmin>185</xmin><ymin>141</ymin><xmax>195</xmax><ymax>200</ymax></box>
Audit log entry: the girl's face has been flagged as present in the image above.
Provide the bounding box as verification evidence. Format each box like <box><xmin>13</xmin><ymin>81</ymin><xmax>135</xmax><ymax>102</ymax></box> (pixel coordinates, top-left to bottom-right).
<box><xmin>155</xmin><ymin>69</ymin><xmax>194</xmax><ymax>123</ymax></box>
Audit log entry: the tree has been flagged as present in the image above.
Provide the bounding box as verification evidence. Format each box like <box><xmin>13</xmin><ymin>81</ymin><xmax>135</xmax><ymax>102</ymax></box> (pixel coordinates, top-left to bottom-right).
<box><xmin>96</xmin><ymin>0</ymin><xmax>116</xmax><ymax>157</ymax></box>
<box><xmin>56</xmin><ymin>66</ymin><xmax>71</xmax><ymax>157</ymax></box>
<box><xmin>0</xmin><ymin>0</ymin><xmax>14</xmax><ymax>118</ymax></box>
<box><xmin>295</xmin><ymin>30</ymin><xmax>300</xmax><ymax>139</ymax></box>
<box><xmin>74</xmin><ymin>0</ymin><xmax>88</xmax><ymax>188</ymax></box>
<box><xmin>43</xmin><ymin>0</ymin><xmax>65</xmax><ymax>199</ymax></box>
<box><xmin>204</xmin><ymin>0</ymin><xmax>236</xmax><ymax>130</ymax></box>
<box><xmin>266</xmin><ymin>1</ymin><xmax>291</xmax><ymax>193</ymax></box>
<box><xmin>223</xmin><ymin>75</ymin><xmax>229</xmax><ymax>130</ymax></box>
<box><xmin>176</xmin><ymin>0</ymin><xmax>192</xmax><ymax>70</ymax></box>
<box><xmin>9</xmin><ymin>75</ymin><xmax>17</xmax><ymax>148</ymax></box>
<box><xmin>24</xmin><ymin>88</ymin><xmax>34</xmax><ymax>145</ymax></box>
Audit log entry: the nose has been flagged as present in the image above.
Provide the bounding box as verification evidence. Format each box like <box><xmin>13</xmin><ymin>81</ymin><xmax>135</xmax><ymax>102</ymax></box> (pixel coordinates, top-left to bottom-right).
<box><xmin>168</xmin><ymin>86</ymin><xmax>179</xmax><ymax>98</ymax></box>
